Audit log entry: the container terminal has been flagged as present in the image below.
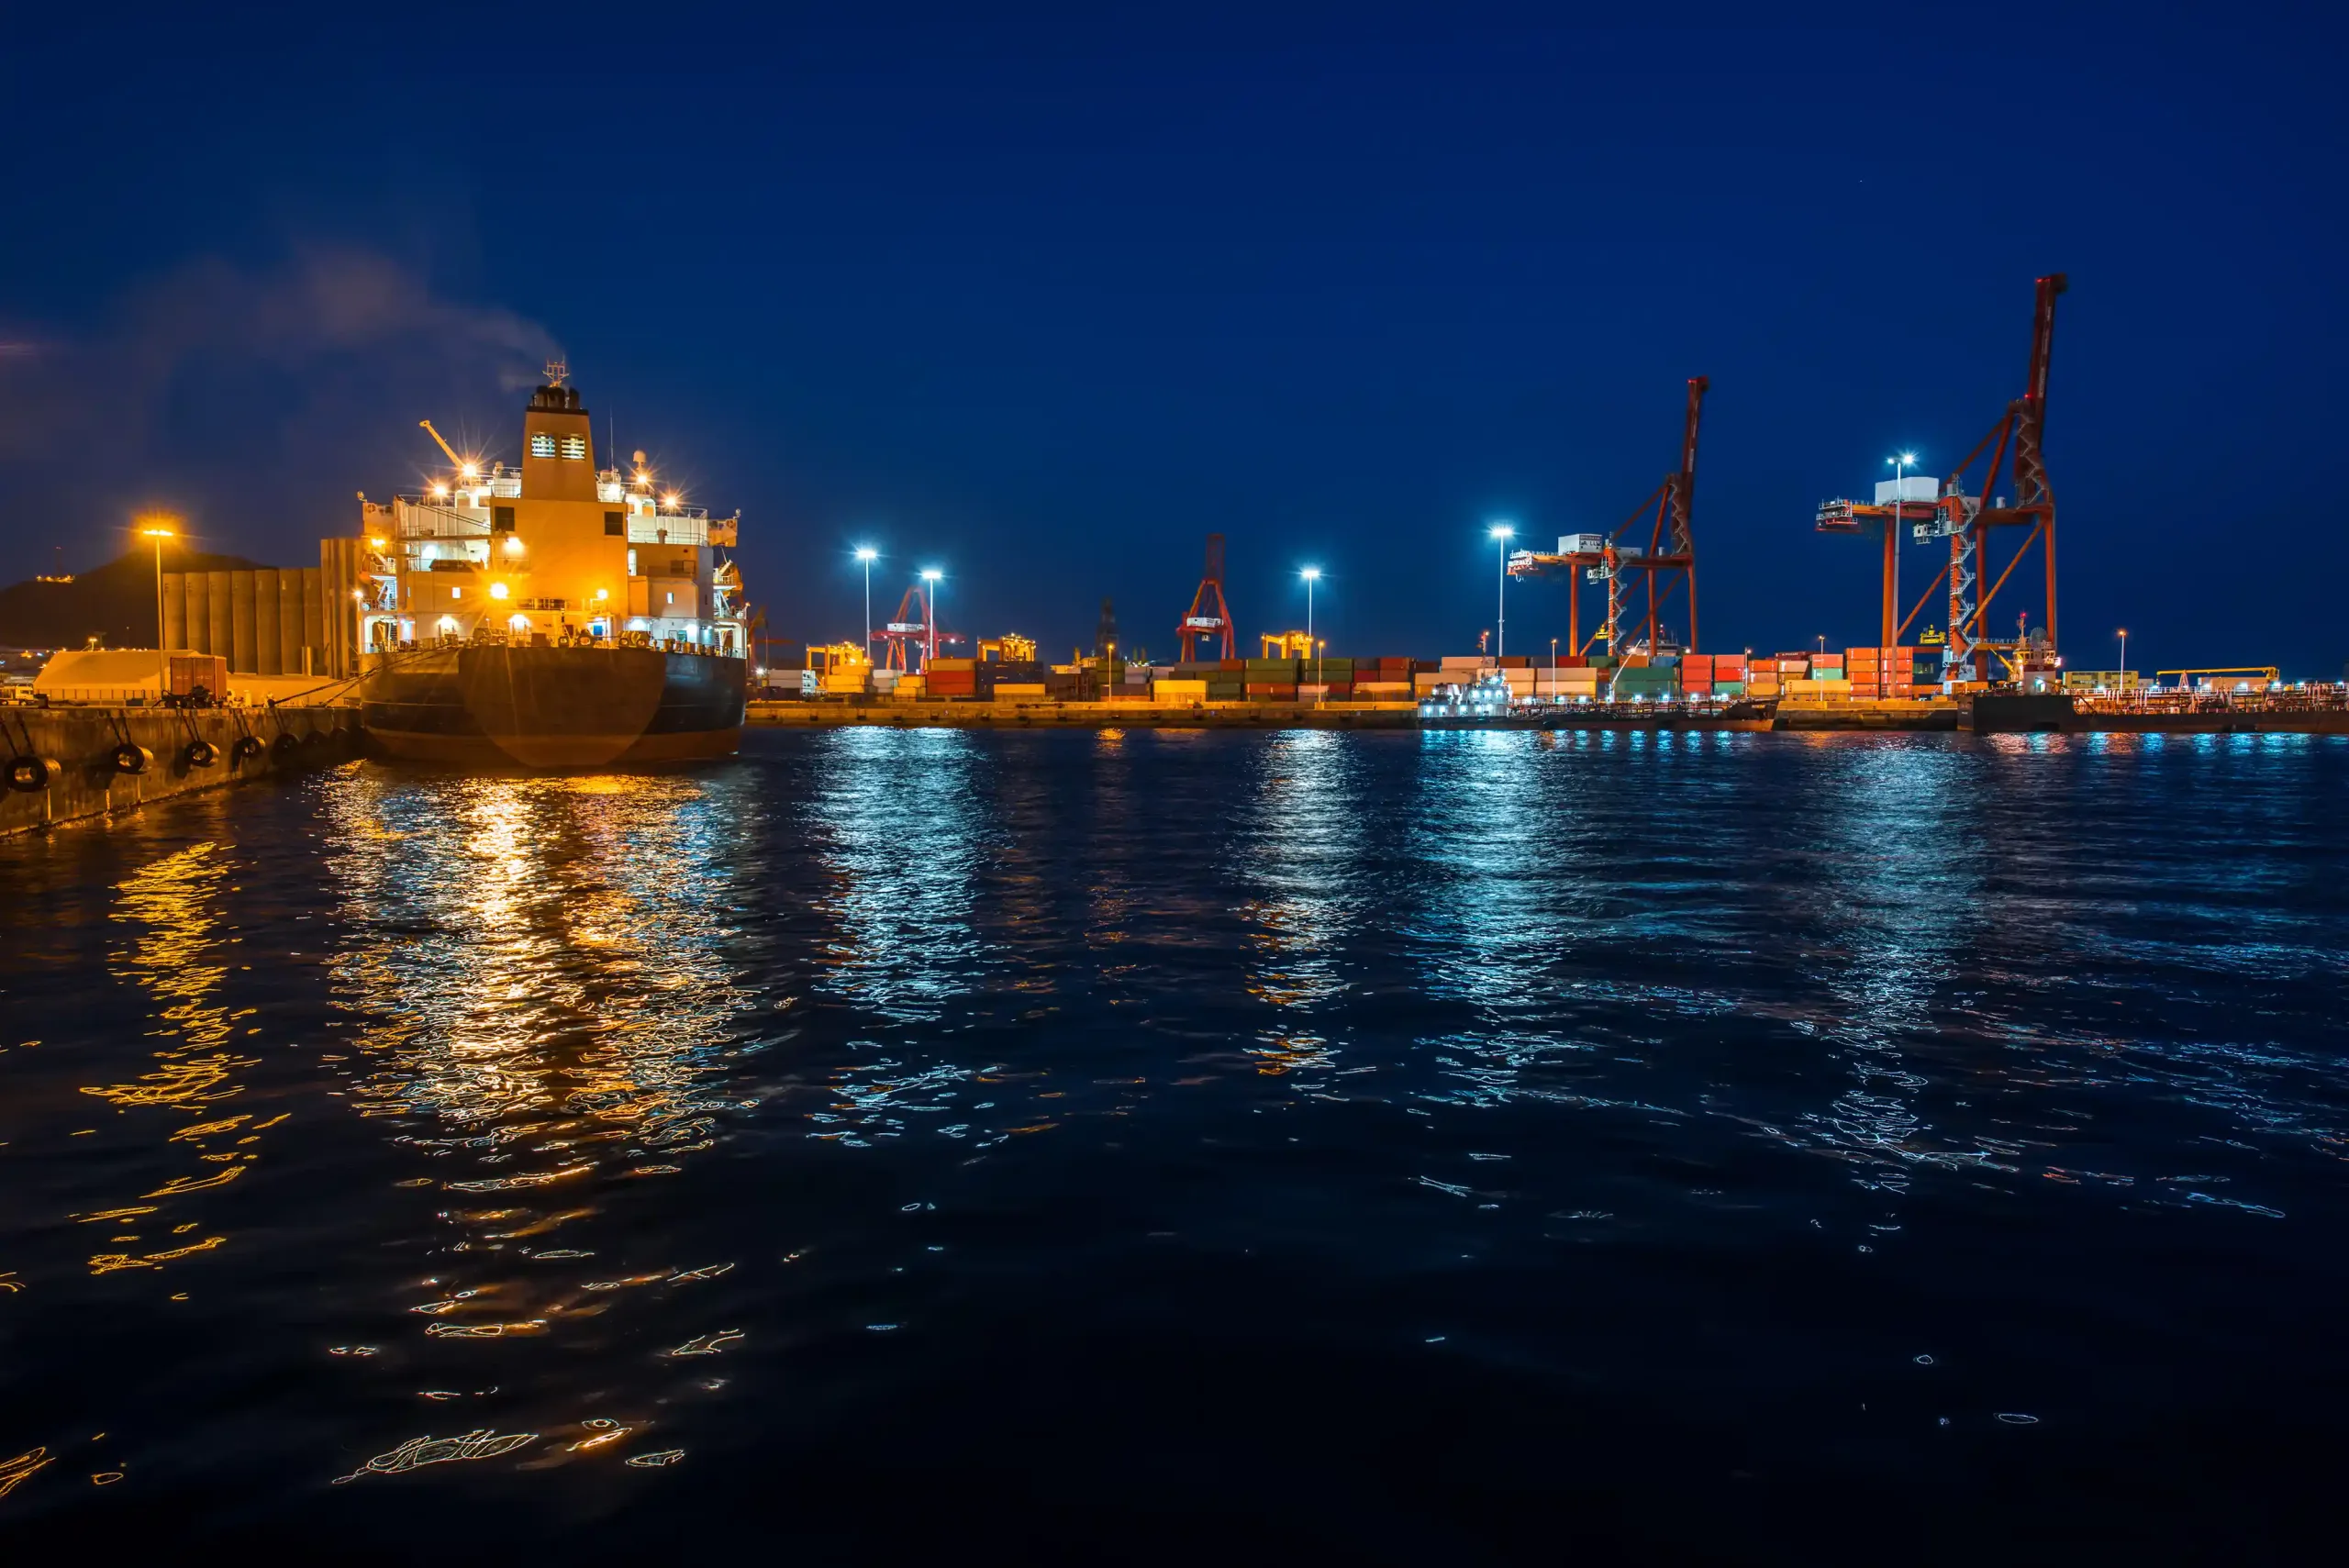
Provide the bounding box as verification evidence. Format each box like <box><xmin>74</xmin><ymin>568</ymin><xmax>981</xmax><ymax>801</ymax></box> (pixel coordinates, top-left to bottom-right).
<box><xmin>6</xmin><ymin>266</ymin><xmax>2349</xmax><ymax>820</ymax></box>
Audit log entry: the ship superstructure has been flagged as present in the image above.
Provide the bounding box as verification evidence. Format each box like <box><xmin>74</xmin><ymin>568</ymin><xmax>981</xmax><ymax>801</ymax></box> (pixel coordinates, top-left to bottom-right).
<box><xmin>355</xmin><ymin>368</ymin><xmax>751</xmax><ymax>766</ymax></box>
<box><xmin>358</xmin><ymin>366</ymin><xmax>745</xmax><ymax>658</ymax></box>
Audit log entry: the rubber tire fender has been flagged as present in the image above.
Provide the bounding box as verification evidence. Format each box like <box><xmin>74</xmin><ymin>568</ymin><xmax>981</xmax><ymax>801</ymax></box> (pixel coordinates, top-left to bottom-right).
<box><xmin>184</xmin><ymin>739</ymin><xmax>219</xmax><ymax>770</ymax></box>
<box><xmin>272</xmin><ymin>731</ymin><xmax>300</xmax><ymax>757</ymax></box>
<box><xmin>112</xmin><ymin>743</ymin><xmax>153</xmax><ymax>776</ymax></box>
<box><xmin>231</xmin><ymin>736</ymin><xmax>264</xmax><ymax>763</ymax></box>
<box><xmin>5</xmin><ymin>754</ymin><xmax>60</xmax><ymax>793</ymax></box>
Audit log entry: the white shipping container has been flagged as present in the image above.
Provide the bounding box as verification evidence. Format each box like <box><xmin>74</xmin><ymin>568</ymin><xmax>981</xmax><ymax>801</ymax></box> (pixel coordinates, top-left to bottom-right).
<box><xmin>1558</xmin><ymin>533</ymin><xmax>1608</xmax><ymax>555</ymax></box>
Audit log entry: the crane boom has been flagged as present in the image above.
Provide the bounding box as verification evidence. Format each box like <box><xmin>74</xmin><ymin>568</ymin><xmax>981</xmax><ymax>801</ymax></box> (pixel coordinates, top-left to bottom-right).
<box><xmin>418</xmin><ymin>419</ymin><xmax>463</xmax><ymax>468</ymax></box>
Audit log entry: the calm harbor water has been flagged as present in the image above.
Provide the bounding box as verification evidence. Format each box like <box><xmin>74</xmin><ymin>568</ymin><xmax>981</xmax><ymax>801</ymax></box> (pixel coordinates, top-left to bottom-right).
<box><xmin>3</xmin><ymin>728</ymin><xmax>2346</xmax><ymax>1560</ymax></box>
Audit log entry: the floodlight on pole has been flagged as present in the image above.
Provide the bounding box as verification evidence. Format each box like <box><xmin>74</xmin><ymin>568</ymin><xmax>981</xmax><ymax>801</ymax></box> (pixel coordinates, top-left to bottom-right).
<box><xmin>1488</xmin><ymin>524</ymin><xmax>1514</xmax><ymax>658</ymax></box>
<box><xmin>854</xmin><ymin>547</ymin><xmax>877</xmax><ymax>661</ymax></box>
<box><xmin>137</xmin><ymin>517</ymin><xmax>177</xmax><ymax>697</ymax></box>
<box><xmin>921</xmin><ymin>569</ymin><xmax>941</xmax><ymax>664</ymax></box>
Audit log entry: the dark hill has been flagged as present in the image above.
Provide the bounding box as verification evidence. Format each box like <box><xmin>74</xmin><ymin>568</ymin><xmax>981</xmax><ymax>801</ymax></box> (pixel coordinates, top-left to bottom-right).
<box><xmin>0</xmin><ymin>546</ymin><xmax>266</xmax><ymax>650</ymax></box>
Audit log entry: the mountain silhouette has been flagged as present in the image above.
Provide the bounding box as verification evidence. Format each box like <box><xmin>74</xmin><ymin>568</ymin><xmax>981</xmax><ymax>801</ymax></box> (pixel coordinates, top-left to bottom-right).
<box><xmin>0</xmin><ymin>545</ymin><xmax>267</xmax><ymax>650</ymax></box>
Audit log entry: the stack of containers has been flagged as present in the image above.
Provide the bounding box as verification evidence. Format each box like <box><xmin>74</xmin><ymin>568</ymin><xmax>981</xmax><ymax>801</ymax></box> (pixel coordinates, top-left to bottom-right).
<box><xmin>1417</xmin><ymin>657</ymin><xmax>1482</xmax><ymax>698</ymax></box>
<box><xmin>1208</xmin><ymin>660</ymin><xmax>1247</xmax><ymax>701</ymax></box>
<box><xmin>1156</xmin><ymin>678</ymin><xmax>1208</xmax><ymax>705</ymax></box>
<box><xmin>927</xmin><ymin>657</ymin><xmax>979</xmax><ymax>699</ymax></box>
<box><xmin>893</xmin><ymin>673</ymin><xmax>927</xmax><ymax>699</ymax></box>
<box><xmin>1245</xmin><ymin>657</ymin><xmax>1300</xmax><ymax>702</ymax></box>
<box><xmin>1883</xmin><ymin>646</ymin><xmax>1924</xmax><ymax>696</ymax></box>
<box><xmin>1107</xmin><ymin>663</ymin><xmax>1154</xmax><ymax>702</ymax></box>
<box><xmin>1353</xmin><ymin>657</ymin><xmax>1415</xmax><ymax>701</ymax></box>
<box><xmin>1496</xmin><ymin>655</ymin><xmax>1535</xmax><ymax>704</ymax></box>
<box><xmin>1611</xmin><ymin>665</ymin><xmax>1677</xmax><ymax>701</ymax></box>
<box><xmin>1843</xmin><ymin>646</ymin><xmax>1881</xmax><ymax>698</ymax></box>
<box><xmin>821</xmin><ymin>662</ymin><xmax>870</xmax><ymax>696</ymax></box>
<box><xmin>1711</xmin><ymin>651</ymin><xmax>1746</xmax><ymax>697</ymax></box>
<box><xmin>1542</xmin><ymin>661</ymin><xmax>1602</xmax><ymax>701</ymax></box>
<box><xmin>1680</xmin><ymin>653</ymin><xmax>1713</xmax><ymax>695</ymax></box>
<box><xmin>1743</xmin><ymin>654</ymin><xmax>1786</xmax><ymax>700</ymax></box>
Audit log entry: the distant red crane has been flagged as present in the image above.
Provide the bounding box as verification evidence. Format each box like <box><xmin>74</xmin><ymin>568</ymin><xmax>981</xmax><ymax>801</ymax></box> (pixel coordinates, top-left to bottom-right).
<box><xmin>1508</xmin><ymin>376</ymin><xmax>1707</xmax><ymax>654</ymax></box>
<box><xmin>1174</xmin><ymin>532</ymin><xmax>1237</xmax><ymax>662</ymax></box>
<box><xmin>1816</xmin><ymin>273</ymin><xmax>2066</xmax><ymax>679</ymax></box>
<box><xmin>876</xmin><ymin>583</ymin><xmax>960</xmax><ymax>671</ymax></box>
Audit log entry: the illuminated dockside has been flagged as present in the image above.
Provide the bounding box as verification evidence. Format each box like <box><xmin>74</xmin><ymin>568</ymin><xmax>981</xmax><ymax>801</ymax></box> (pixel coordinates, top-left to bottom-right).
<box><xmin>355</xmin><ymin>368</ymin><xmax>751</xmax><ymax>766</ymax></box>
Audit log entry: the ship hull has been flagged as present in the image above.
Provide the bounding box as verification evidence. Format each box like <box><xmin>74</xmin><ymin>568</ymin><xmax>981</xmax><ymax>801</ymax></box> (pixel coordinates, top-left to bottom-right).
<box><xmin>362</xmin><ymin>646</ymin><xmax>747</xmax><ymax>768</ymax></box>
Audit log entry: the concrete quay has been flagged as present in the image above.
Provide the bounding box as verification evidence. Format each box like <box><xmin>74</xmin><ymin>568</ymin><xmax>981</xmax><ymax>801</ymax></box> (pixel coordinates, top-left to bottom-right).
<box><xmin>1</xmin><ymin>705</ymin><xmax>360</xmax><ymax>837</ymax></box>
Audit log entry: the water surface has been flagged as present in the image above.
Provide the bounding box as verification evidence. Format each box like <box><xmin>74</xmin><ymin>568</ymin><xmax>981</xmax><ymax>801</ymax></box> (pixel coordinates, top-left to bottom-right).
<box><xmin>4</xmin><ymin>728</ymin><xmax>2345</xmax><ymax>1560</ymax></box>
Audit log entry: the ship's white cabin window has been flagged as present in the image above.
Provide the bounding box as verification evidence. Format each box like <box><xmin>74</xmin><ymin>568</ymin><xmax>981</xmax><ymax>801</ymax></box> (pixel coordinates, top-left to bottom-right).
<box><xmin>421</xmin><ymin>544</ymin><xmax>438</xmax><ymax>562</ymax></box>
<box><xmin>451</xmin><ymin>586</ymin><xmax>463</xmax><ymax>600</ymax></box>
<box><xmin>627</xmin><ymin>549</ymin><xmax>638</xmax><ymax>575</ymax></box>
<box><xmin>530</xmin><ymin>433</ymin><xmax>556</xmax><ymax>458</ymax></box>
<box><xmin>665</xmin><ymin>591</ymin><xmax>674</xmax><ymax>605</ymax></box>
<box><xmin>561</xmin><ymin>435</ymin><xmax>587</xmax><ymax>460</ymax></box>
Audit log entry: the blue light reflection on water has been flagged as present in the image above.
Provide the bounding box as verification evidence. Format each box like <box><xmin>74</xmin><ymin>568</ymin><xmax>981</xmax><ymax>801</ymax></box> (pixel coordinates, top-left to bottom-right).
<box><xmin>1</xmin><ymin>730</ymin><xmax>2347</xmax><ymax>1552</ymax></box>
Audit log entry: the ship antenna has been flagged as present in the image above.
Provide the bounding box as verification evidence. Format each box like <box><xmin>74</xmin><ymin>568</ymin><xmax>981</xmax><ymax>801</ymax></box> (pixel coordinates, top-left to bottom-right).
<box><xmin>545</xmin><ymin>358</ymin><xmax>569</xmax><ymax>388</ymax></box>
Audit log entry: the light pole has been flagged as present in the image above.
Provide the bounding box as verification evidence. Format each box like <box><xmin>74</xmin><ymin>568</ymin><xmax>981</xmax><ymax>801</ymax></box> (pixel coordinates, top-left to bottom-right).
<box><xmin>1887</xmin><ymin>451</ymin><xmax>1917</xmax><ymax>640</ymax></box>
<box><xmin>1300</xmin><ymin>567</ymin><xmax>1319</xmax><ymax>662</ymax></box>
<box><xmin>920</xmin><ymin>569</ymin><xmax>941</xmax><ymax>667</ymax></box>
<box><xmin>2118</xmin><ymin>628</ymin><xmax>2129</xmax><ymax>698</ymax></box>
<box><xmin>138</xmin><ymin>518</ymin><xmax>175</xmax><ymax>700</ymax></box>
<box><xmin>854</xmin><ymin>547</ymin><xmax>876</xmax><ymax>663</ymax></box>
<box><xmin>1489</xmin><ymin>523</ymin><xmax>1514</xmax><ymax>659</ymax></box>
<box><xmin>1550</xmin><ymin>636</ymin><xmax>1558</xmax><ymax>704</ymax></box>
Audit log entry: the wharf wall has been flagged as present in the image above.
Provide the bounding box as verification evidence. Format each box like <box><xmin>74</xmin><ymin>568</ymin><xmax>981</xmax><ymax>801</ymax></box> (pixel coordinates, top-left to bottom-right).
<box><xmin>1</xmin><ymin>706</ymin><xmax>360</xmax><ymax>838</ymax></box>
<box><xmin>750</xmin><ymin>695</ymin><xmax>2346</xmax><ymax>737</ymax></box>
<box><xmin>749</xmin><ymin>700</ymin><xmax>1421</xmax><ymax>728</ymax></box>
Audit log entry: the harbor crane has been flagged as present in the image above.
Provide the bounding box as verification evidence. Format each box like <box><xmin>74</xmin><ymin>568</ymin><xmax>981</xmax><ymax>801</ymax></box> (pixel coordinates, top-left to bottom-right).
<box><xmin>1816</xmin><ymin>273</ymin><xmax>2066</xmax><ymax>680</ymax></box>
<box><xmin>1174</xmin><ymin>533</ymin><xmax>1238</xmax><ymax>662</ymax></box>
<box><xmin>876</xmin><ymin>583</ymin><xmax>960</xmax><ymax>672</ymax></box>
<box><xmin>1508</xmin><ymin>376</ymin><xmax>1707</xmax><ymax>655</ymax></box>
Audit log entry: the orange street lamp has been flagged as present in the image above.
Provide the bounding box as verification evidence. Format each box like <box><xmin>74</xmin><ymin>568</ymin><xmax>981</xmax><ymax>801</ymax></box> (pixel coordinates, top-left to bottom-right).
<box><xmin>137</xmin><ymin>517</ymin><xmax>177</xmax><ymax>699</ymax></box>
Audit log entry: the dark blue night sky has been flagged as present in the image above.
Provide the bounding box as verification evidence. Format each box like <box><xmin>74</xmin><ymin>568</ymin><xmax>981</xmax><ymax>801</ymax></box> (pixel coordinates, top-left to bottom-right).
<box><xmin>4</xmin><ymin>3</ymin><xmax>2343</xmax><ymax>672</ymax></box>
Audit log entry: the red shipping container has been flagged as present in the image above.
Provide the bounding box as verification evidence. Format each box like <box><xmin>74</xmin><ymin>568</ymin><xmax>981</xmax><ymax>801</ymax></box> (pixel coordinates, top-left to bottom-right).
<box><xmin>1245</xmin><ymin>684</ymin><xmax>1298</xmax><ymax>699</ymax></box>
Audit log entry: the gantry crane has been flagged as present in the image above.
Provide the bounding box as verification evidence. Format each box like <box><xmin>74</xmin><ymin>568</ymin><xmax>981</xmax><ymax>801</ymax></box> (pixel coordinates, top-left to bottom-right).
<box><xmin>1816</xmin><ymin>274</ymin><xmax>2066</xmax><ymax>680</ymax></box>
<box><xmin>1174</xmin><ymin>532</ymin><xmax>1237</xmax><ymax>662</ymax></box>
<box><xmin>1508</xmin><ymin>377</ymin><xmax>1707</xmax><ymax>654</ymax></box>
<box><xmin>876</xmin><ymin>583</ymin><xmax>960</xmax><ymax>671</ymax></box>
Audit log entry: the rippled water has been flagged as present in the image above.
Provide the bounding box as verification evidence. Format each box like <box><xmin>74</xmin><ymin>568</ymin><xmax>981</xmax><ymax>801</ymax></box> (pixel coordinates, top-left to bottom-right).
<box><xmin>4</xmin><ymin>728</ymin><xmax>2346</xmax><ymax>1560</ymax></box>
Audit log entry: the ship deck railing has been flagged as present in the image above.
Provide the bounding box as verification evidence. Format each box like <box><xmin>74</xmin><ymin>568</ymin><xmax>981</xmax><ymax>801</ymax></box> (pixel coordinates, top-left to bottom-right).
<box><xmin>394</xmin><ymin>499</ymin><xmax>493</xmax><ymax>538</ymax></box>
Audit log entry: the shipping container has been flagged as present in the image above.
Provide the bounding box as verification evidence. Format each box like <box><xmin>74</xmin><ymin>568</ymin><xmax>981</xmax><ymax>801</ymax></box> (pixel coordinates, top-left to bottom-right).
<box><xmin>167</xmin><ymin>653</ymin><xmax>229</xmax><ymax>699</ymax></box>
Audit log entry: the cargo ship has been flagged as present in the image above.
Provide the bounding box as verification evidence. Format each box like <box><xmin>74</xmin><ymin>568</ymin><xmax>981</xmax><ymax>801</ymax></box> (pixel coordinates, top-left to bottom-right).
<box><xmin>356</xmin><ymin>367</ymin><xmax>750</xmax><ymax>766</ymax></box>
